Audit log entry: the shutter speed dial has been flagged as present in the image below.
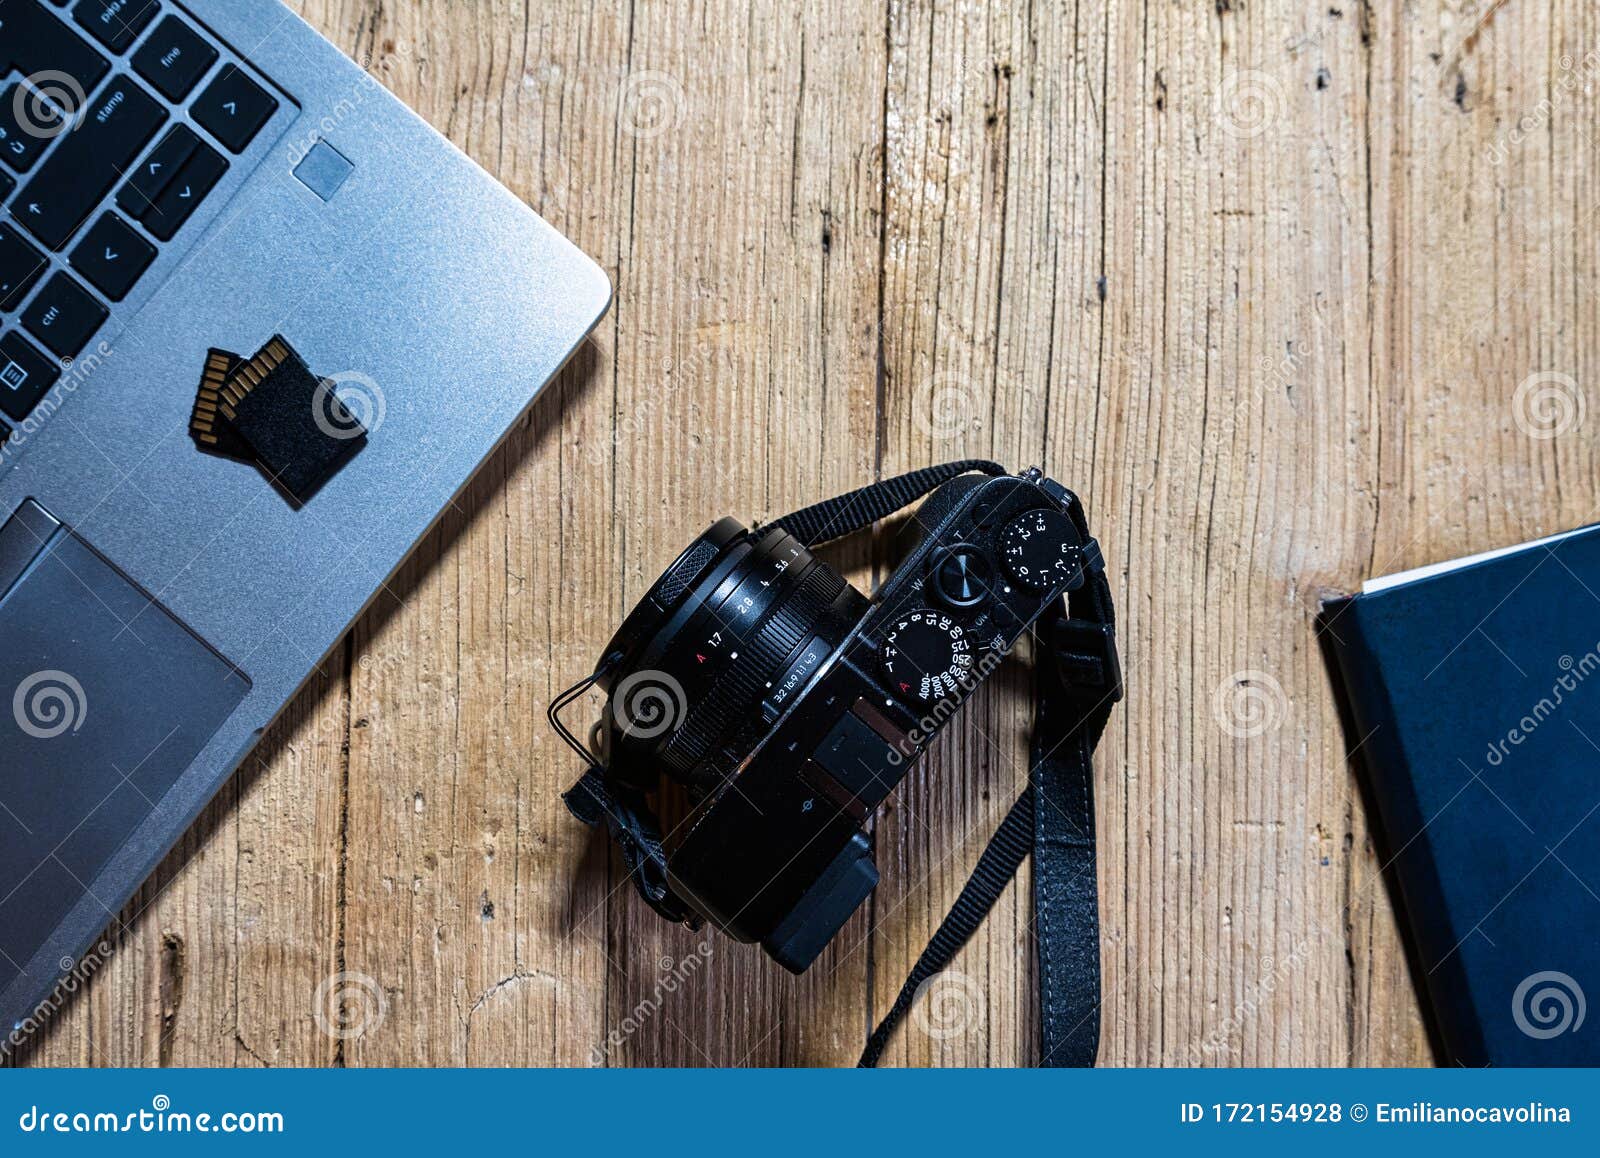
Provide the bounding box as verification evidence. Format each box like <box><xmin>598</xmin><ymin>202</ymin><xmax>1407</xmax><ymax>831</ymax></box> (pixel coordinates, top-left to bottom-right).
<box><xmin>1000</xmin><ymin>508</ymin><xmax>1079</xmax><ymax>591</ymax></box>
<box><xmin>879</xmin><ymin>611</ymin><xmax>973</xmax><ymax>703</ymax></box>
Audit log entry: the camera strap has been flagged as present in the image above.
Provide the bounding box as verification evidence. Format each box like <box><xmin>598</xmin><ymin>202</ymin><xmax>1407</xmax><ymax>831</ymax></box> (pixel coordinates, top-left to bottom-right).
<box><xmin>851</xmin><ymin>598</ymin><xmax>1118</xmax><ymax>1066</ymax></box>
<box><xmin>558</xmin><ymin>461</ymin><xmax>1119</xmax><ymax>1067</ymax></box>
<box><xmin>772</xmin><ymin>461</ymin><xmax>1120</xmax><ymax>1068</ymax></box>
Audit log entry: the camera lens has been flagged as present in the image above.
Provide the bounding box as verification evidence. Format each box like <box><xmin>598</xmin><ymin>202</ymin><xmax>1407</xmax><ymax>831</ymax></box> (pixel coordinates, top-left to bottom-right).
<box><xmin>600</xmin><ymin>521</ymin><xmax>868</xmax><ymax>791</ymax></box>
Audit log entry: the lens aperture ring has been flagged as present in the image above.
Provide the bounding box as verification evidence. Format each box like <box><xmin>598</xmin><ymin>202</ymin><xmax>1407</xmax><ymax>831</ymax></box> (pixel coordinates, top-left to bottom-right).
<box><xmin>659</xmin><ymin>554</ymin><xmax>850</xmax><ymax>776</ymax></box>
<box><xmin>765</xmin><ymin>564</ymin><xmax>846</xmax><ymax>655</ymax></box>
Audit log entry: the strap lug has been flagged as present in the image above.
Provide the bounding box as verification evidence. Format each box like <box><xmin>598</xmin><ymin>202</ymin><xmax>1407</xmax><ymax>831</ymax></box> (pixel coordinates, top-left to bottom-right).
<box><xmin>1052</xmin><ymin>616</ymin><xmax>1124</xmax><ymax>704</ymax></box>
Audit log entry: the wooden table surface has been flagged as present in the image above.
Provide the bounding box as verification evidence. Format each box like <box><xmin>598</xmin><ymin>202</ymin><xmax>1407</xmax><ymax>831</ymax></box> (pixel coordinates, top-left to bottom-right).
<box><xmin>16</xmin><ymin>0</ymin><xmax>1593</xmax><ymax>1067</ymax></box>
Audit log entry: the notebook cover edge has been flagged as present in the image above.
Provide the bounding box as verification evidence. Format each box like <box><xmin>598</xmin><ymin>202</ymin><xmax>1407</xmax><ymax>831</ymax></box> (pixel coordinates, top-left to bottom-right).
<box><xmin>1320</xmin><ymin>591</ymin><xmax>1490</xmax><ymax>1066</ymax></box>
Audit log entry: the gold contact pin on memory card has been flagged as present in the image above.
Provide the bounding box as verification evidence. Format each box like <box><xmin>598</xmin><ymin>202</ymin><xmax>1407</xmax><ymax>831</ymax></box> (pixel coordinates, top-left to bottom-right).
<box><xmin>189</xmin><ymin>348</ymin><xmax>253</xmax><ymax>461</ymax></box>
<box><xmin>219</xmin><ymin>337</ymin><xmax>292</xmax><ymax>418</ymax></box>
<box><xmin>190</xmin><ymin>348</ymin><xmax>242</xmax><ymax>446</ymax></box>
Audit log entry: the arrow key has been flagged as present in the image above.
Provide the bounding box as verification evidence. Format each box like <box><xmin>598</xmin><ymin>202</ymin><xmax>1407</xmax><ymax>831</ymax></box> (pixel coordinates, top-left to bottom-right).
<box><xmin>117</xmin><ymin>125</ymin><xmax>199</xmax><ymax>221</ymax></box>
<box><xmin>144</xmin><ymin>142</ymin><xmax>228</xmax><ymax>242</ymax></box>
<box><xmin>192</xmin><ymin>65</ymin><xmax>278</xmax><ymax>154</ymax></box>
<box><xmin>70</xmin><ymin>213</ymin><xmax>156</xmax><ymax>302</ymax></box>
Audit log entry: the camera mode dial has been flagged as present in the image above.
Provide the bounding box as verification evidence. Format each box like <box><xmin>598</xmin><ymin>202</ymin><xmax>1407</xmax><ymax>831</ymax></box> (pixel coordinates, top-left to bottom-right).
<box><xmin>879</xmin><ymin>610</ymin><xmax>974</xmax><ymax>703</ymax></box>
<box><xmin>1000</xmin><ymin>508</ymin><xmax>1078</xmax><ymax>591</ymax></box>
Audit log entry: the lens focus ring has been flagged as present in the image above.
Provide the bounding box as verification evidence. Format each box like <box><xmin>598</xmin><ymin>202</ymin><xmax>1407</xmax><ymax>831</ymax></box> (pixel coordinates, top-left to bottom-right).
<box><xmin>660</xmin><ymin>558</ymin><xmax>849</xmax><ymax>775</ymax></box>
<box><xmin>604</xmin><ymin>521</ymin><xmax>868</xmax><ymax>792</ymax></box>
<box><xmin>752</xmin><ymin>564</ymin><xmax>836</xmax><ymax>669</ymax></box>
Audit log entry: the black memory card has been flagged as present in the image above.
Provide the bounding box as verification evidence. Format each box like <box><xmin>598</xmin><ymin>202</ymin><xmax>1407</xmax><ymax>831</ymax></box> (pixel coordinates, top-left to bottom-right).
<box><xmin>188</xmin><ymin>335</ymin><xmax>368</xmax><ymax>505</ymax></box>
<box><xmin>227</xmin><ymin>338</ymin><xmax>368</xmax><ymax>505</ymax></box>
<box><xmin>189</xmin><ymin>348</ymin><xmax>250</xmax><ymax>461</ymax></box>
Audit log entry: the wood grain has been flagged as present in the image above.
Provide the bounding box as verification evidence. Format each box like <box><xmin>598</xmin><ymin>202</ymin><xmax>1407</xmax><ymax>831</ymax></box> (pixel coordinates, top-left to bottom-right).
<box><xmin>17</xmin><ymin>0</ymin><xmax>1595</xmax><ymax>1067</ymax></box>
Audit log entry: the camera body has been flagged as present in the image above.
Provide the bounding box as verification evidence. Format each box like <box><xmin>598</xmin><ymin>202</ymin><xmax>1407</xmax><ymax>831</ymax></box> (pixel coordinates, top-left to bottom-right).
<box><xmin>591</xmin><ymin>468</ymin><xmax>1097</xmax><ymax>972</ymax></box>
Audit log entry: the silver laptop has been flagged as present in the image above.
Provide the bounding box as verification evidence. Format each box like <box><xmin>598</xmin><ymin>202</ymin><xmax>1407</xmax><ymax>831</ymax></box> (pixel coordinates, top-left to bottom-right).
<box><xmin>0</xmin><ymin>0</ymin><xmax>610</xmax><ymax>1042</ymax></box>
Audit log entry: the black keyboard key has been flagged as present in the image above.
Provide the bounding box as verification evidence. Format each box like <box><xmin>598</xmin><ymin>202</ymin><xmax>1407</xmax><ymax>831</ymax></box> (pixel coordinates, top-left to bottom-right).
<box><xmin>72</xmin><ymin>0</ymin><xmax>160</xmax><ymax>54</ymax></box>
<box><xmin>144</xmin><ymin>141</ymin><xmax>225</xmax><ymax>241</ymax></box>
<box><xmin>0</xmin><ymin>330</ymin><xmax>60</xmax><ymax>421</ymax></box>
<box><xmin>69</xmin><ymin>211</ymin><xmax>153</xmax><ymax>300</ymax></box>
<box><xmin>0</xmin><ymin>0</ymin><xmax>111</xmax><ymax>105</ymax></box>
<box><xmin>0</xmin><ymin>223</ymin><xmax>48</xmax><ymax>311</ymax></box>
<box><xmin>132</xmin><ymin>16</ymin><xmax>218</xmax><ymax>101</ymax></box>
<box><xmin>21</xmin><ymin>271</ymin><xmax>106</xmax><ymax>357</ymax></box>
<box><xmin>13</xmin><ymin>75</ymin><xmax>165</xmax><ymax>250</ymax></box>
<box><xmin>0</xmin><ymin>81</ymin><xmax>68</xmax><ymax>174</ymax></box>
<box><xmin>0</xmin><ymin>171</ymin><xmax>13</xmax><ymax>203</ymax></box>
<box><xmin>192</xmin><ymin>65</ymin><xmax>276</xmax><ymax>153</ymax></box>
<box><xmin>116</xmin><ymin>123</ymin><xmax>196</xmax><ymax>219</ymax></box>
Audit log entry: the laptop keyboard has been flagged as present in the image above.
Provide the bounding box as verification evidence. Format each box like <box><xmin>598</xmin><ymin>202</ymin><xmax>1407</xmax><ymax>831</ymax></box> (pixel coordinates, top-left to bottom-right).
<box><xmin>0</xmin><ymin>0</ymin><xmax>285</xmax><ymax>445</ymax></box>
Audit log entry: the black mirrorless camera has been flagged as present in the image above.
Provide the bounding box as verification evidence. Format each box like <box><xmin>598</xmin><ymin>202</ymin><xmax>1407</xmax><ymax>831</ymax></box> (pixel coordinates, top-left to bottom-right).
<box><xmin>555</xmin><ymin>464</ymin><xmax>1115</xmax><ymax>973</ymax></box>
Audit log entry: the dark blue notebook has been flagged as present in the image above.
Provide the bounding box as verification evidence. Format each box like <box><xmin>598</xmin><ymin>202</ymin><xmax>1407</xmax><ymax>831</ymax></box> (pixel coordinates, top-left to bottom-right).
<box><xmin>1323</xmin><ymin>526</ymin><xmax>1600</xmax><ymax>1067</ymax></box>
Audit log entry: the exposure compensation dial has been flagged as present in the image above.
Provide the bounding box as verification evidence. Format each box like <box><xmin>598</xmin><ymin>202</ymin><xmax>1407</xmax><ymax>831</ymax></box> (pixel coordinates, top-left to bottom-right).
<box><xmin>999</xmin><ymin>508</ymin><xmax>1079</xmax><ymax>592</ymax></box>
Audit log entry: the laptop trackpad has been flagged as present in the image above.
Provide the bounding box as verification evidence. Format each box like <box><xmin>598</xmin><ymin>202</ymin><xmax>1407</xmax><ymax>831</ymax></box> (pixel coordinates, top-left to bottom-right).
<box><xmin>0</xmin><ymin>501</ymin><xmax>249</xmax><ymax>993</ymax></box>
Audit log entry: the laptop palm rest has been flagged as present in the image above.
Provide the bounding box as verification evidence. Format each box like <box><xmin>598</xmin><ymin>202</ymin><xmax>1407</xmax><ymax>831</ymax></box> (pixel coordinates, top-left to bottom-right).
<box><xmin>0</xmin><ymin>500</ymin><xmax>249</xmax><ymax>995</ymax></box>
